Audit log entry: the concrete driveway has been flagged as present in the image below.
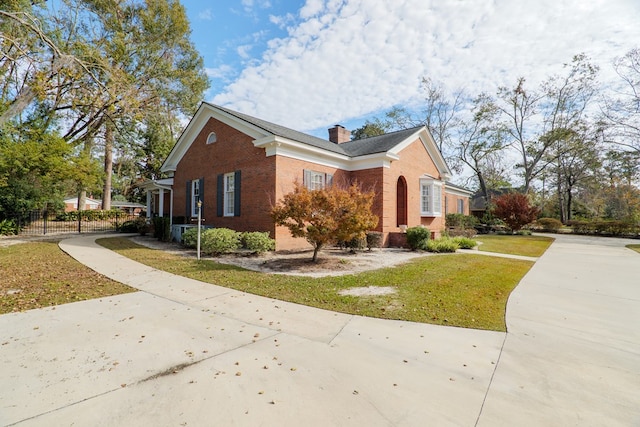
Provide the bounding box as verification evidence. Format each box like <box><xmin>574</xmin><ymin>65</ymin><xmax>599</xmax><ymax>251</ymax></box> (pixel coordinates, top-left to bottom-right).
<box><xmin>0</xmin><ymin>234</ymin><xmax>638</xmax><ymax>426</ymax></box>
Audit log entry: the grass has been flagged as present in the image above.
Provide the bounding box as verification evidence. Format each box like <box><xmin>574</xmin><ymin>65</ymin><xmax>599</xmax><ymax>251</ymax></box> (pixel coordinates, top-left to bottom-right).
<box><xmin>627</xmin><ymin>244</ymin><xmax>640</xmax><ymax>254</ymax></box>
<box><xmin>0</xmin><ymin>241</ymin><xmax>135</xmax><ymax>314</ymax></box>
<box><xmin>475</xmin><ymin>234</ymin><xmax>554</xmax><ymax>257</ymax></box>
<box><xmin>98</xmin><ymin>237</ymin><xmax>535</xmax><ymax>331</ymax></box>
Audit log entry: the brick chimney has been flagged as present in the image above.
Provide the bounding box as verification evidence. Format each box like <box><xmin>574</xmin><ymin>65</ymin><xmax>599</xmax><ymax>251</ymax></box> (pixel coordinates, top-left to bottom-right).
<box><xmin>328</xmin><ymin>125</ymin><xmax>351</xmax><ymax>144</ymax></box>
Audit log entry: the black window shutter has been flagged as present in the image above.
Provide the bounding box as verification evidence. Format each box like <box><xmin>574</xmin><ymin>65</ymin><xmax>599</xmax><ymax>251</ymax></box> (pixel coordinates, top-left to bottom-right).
<box><xmin>186</xmin><ymin>180</ymin><xmax>192</xmax><ymax>217</ymax></box>
<box><xmin>199</xmin><ymin>178</ymin><xmax>205</xmax><ymax>209</ymax></box>
<box><xmin>216</xmin><ymin>174</ymin><xmax>223</xmax><ymax>217</ymax></box>
<box><xmin>234</xmin><ymin>170</ymin><xmax>241</xmax><ymax>216</ymax></box>
<box><xmin>303</xmin><ymin>169</ymin><xmax>311</xmax><ymax>188</ymax></box>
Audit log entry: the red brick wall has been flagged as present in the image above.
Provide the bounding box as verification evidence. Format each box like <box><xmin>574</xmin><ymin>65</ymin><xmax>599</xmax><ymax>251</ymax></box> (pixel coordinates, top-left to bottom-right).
<box><xmin>387</xmin><ymin>138</ymin><xmax>446</xmax><ymax>238</ymax></box>
<box><xmin>172</xmin><ymin>118</ymin><xmax>466</xmax><ymax>250</ymax></box>
<box><xmin>273</xmin><ymin>156</ymin><xmax>350</xmax><ymax>251</ymax></box>
<box><xmin>444</xmin><ymin>192</ymin><xmax>470</xmax><ymax>216</ymax></box>
<box><xmin>173</xmin><ymin>117</ymin><xmax>276</xmax><ymax>234</ymax></box>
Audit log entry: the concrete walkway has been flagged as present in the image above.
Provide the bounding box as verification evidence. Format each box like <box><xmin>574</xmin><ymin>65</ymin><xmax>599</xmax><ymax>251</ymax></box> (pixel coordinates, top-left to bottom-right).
<box><xmin>478</xmin><ymin>234</ymin><xmax>640</xmax><ymax>427</ymax></box>
<box><xmin>0</xmin><ymin>234</ymin><xmax>638</xmax><ymax>426</ymax></box>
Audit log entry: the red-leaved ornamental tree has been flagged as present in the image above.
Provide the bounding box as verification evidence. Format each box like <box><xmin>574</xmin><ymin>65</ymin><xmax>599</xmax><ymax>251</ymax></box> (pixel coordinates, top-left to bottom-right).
<box><xmin>492</xmin><ymin>192</ymin><xmax>540</xmax><ymax>232</ymax></box>
<box><xmin>271</xmin><ymin>182</ymin><xmax>379</xmax><ymax>262</ymax></box>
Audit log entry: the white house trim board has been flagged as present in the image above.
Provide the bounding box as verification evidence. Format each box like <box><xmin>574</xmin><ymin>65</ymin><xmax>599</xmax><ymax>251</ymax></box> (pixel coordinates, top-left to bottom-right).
<box><xmin>161</xmin><ymin>103</ymin><xmax>272</xmax><ymax>173</ymax></box>
<box><xmin>387</xmin><ymin>128</ymin><xmax>451</xmax><ymax>179</ymax></box>
<box><xmin>445</xmin><ymin>186</ymin><xmax>473</xmax><ymax>197</ymax></box>
<box><xmin>256</xmin><ymin>136</ymin><xmax>398</xmax><ymax>170</ymax></box>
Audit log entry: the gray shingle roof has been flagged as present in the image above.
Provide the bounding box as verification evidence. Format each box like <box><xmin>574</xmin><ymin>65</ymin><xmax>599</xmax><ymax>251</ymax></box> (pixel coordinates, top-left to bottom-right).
<box><xmin>208</xmin><ymin>103</ymin><xmax>427</xmax><ymax>158</ymax></box>
<box><xmin>339</xmin><ymin>126</ymin><xmax>424</xmax><ymax>156</ymax></box>
<box><xmin>209</xmin><ymin>103</ymin><xmax>349</xmax><ymax>156</ymax></box>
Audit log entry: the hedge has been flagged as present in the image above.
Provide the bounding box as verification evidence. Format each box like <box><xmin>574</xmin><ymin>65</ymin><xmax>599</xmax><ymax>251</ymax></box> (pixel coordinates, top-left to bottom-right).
<box><xmin>567</xmin><ymin>220</ymin><xmax>639</xmax><ymax>236</ymax></box>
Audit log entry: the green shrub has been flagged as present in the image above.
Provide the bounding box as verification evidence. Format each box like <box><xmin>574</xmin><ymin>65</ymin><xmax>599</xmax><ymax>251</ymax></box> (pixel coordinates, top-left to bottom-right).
<box><xmin>342</xmin><ymin>235</ymin><xmax>366</xmax><ymax>251</ymax></box>
<box><xmin>451</xmin><ymin>236</ymin><xmax>477</xmax><ymax>249</ymax></box>
<box><xmin>426</xmin><ymin>238</ymin><xmax>459</xmax><ymax>253</ymax></box>
<box><xmin>152</xmin><ymin>217</ymin><xmax>171</xmax><ymax>242</ymax></box>
<box><xmin>515</xmin><ymin>229</ymin><xmax>532</xmax><ymax>235</ymax></box>
<box><xmin>568</xmin><ymin>220</ymin><xmax>639</xmax><ymax>236</ymax></box>
<box><xmin>55</xmin><ymin>209</ymin><xmax>125</xmax><ymax>222</ymax></box>
<box><xmin>446</xmin><ymin>227</ymin><xmax>477</xmax><ymax>238</ymax></box>
<box><xmin>366</xmin><ymin>231</ymin><xmax>383</xmax><ymax>250</ymax></box>
<box><xmin>406</xmin><ymin>226</ymin><xmax>431</xmax><ymax>251</ymax></box>
<box><xmin>133</xmin><ymin>217</ymin><xmax>151</xmax><ymax>235</ymax></box>
<box><xmin>0</xmin><ymin>219</ymin><xmax>19</xmax><ymax>235</ymax></box>
<box><xmin>241</xmin><ymin>231</ymin><xmax>275</xmax><ymax>254</ymax></box>
<box><xmin>182</xmin><ymin>227</ymin><xmax>198</xmax><ymax>248</ymax></box>
<box><xmin>446</xmin><ymin>213</ymin><xmax>479</xmax><ymax>229</ymax></box>
<box><xmin>119</xmin><ymin>220</ymin><xmax>138</xmax><ymax>233</ymax></box>
<box><xmin>535</xmin><ymin>217</ymin><xmax>563</xmax><ymax>232</ymax></box>
<box><xmin>201</xmin><ymin>228</ymin><xmax>241</xmax><ymax>255</ymax></box>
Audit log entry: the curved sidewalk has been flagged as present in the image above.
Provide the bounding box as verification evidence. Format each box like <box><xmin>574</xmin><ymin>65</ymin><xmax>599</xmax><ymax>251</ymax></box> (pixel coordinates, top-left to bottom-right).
<box><xmin>1</xmin><ymin>233</ymin><xmax>638</xmax><ymax>426</ymax></box>
<box><xmin>1</xmin><ymin>235</ymin><xmax>504</xmax><ymax>426</ymax></box>
<box><xmin>478</xmin><ymin>234</ymin><xmax>640</xmax><ymax>426</ymax></box>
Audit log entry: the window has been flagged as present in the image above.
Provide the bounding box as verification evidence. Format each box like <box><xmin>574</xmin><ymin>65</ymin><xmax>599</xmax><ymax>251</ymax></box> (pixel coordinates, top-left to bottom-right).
<box><xmin>420</xmin><ymin>179</ymin><xmax>442</xmax><ymax>217</ymax></box>
<box><xmin>217</xmin><ymin>171</ymin><xmax>241</xmax><ymax>217</ymax></box>
<box><xmin>303</xmin><ymin>169</ymin><xmax>333</xmax><ymax>190</ymax></box>
<box><xmin>206</xmin><ymin>132</ymin><xmax>217</xmax><ymax>144</ymax></box>
<box><xmin>191</xmin><ymin>179</ymin><xmax>202</xmax><ymax>217</ymax></box>
<box><xmin>457</xmin><ymin>199</ymin><xmax>464</xmax><ymax>214</ymax></box>
<box><xmin>224</xmin><ymin>172</ymin><xmax>234</xmax><ymax>216</ymax></box>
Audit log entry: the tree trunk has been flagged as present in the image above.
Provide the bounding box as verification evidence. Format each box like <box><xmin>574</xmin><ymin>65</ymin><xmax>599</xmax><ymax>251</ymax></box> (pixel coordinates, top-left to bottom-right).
<box><xmin>78</xmin><ymin>190</ymin><xmax>87</xmax><ymax>212</ymax></box>
<box><xmin>102</xmin><ymin>123</ymin><xmax>113</xmax><ymax>210</ymax></box>
<box><xmin>566</xmin><ymin>187</ymin><xmax>573</xmax><ymax>222</ymax></box>
<box><xmin>557</xmin><ymin>181</ymin><xmax>566</xmax><ymax>224</ymax></box>
<box><xmin>477</xmin><ymin>172</ymin><xmax>489</xmax><ymax>208</ymax></box>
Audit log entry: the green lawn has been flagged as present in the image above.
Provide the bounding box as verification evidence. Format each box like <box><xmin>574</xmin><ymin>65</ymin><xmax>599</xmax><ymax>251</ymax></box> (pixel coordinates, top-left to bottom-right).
<box><xmin>98</xmin><ymin>237</ymin><xmax>536</xmax><ymax>331</ymax></box>
<box><xmin>627</xmin><ymin>244</ymin><xmax>640</xmax><ymax>254</ymax></box>
<box><xmin>0</xmin><ymin>241</ymin><xmax>135</xmax><ymax>314</ymax></box>
<box><xmin>475</xmin><ymin>234</ymin><xmax>554</xmax><ymax>257</ymax></box>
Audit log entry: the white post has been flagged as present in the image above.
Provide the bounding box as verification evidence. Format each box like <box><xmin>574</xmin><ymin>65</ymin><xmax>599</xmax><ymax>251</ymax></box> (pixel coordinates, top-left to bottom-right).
<box><xmin>197</xmin><ymin>200</ymin><xmax>202</xmax><ymax>261</ymax></box>
<box><xmin>146</xmin><ymin>190</ymin><xmax>152</xmax><ymax>219</ymax></box>
<box><xmin>158</xmin><ymin>188</ymin><xmax>165</xmax><ymax>217</ymax></box>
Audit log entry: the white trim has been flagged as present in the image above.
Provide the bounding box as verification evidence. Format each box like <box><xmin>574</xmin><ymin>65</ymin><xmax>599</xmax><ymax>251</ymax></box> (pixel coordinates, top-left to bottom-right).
<box><xmin>420</xmin><ymin>178</ymin><xmax>443</xmax><ymax>217</ymax></box>
<box><xmin>224</xmin><ymin>172</ymin><xmax>235</xmax><ymax>217</ymax></box>
<box><xmin>444</xmin><ymin>185</ymin><xmax>473</xmax><ymax>197</ymax></box>
<box><xmin>387</xmin><ymin>128</ymin><xmax>452</xmax><ymax>180</ymax></box>
<box><xmin>161</xmin><ymin>103</ymin><xmax>271</xmax><ymax>173</ymax></box>
<box><xmin>161</xmin><ymin>105</ymin><xmax>454</xmax><ymax>182</ymax></box>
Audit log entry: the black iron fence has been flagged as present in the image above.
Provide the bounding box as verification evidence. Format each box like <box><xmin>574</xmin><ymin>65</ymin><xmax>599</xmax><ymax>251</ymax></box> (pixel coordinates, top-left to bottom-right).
<box><xmin>12</xmin><ymin>209</ymin><xmax>138</xmax><ymax>236</ymax></box>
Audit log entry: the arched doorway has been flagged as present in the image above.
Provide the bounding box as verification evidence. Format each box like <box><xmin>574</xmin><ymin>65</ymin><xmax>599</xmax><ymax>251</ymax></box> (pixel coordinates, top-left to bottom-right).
<box><xmin>396</xmin><ymin>176</ymin><xmax>408</xmax><ymax>227</ymax></box>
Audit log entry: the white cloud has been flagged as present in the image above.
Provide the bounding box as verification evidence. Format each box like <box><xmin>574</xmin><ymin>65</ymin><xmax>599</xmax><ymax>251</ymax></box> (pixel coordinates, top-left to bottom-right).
<box><xmin>212</xmin><ymin>0</ymin><xmax>640</xmax><ymax>133</ymax></box>
<box><xmin>198</xmin><ymin>8</ymin><xmax>212</xmax><ymax>20</ymax></box>
<box><xmin>206</xmin><ymin>65</ymin><xmax>235</xmax><ymax>80</ymax></box>
<box><xmin>237</xmin><ymin>44</ymin><xmax>253</xmax><ymax>59</ymax></box>
<box><xmin>242</xmin><ymin>0</ymin><xmax>272</xmax><ymax>14</ymax></box>
<box><xmin>299</xmin><ymin>0</ymin><xmax>325</xmax><ymax>19</ymax></box>
<box><xmin>269</xmin><ymin>12</ymin><xmax>295</xmax><ymax>29</ymax></box>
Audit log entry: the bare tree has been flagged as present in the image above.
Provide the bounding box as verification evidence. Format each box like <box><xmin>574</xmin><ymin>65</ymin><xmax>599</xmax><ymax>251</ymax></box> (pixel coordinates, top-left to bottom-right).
<box><xmin>497</xmin><ymin>54</ymin><xmax>599</xmax><ymax>193</ymax></box>
<box><xmin>600</xmin><ymin>48</ymin><xmax>640</xmax><ymax>153</ymax></box>
<box><xmin>385</xmin><ymin>78</ymin><xmax>465</xmax><ymax>170</ymax></box>
<box><xmin>458</xmin><ymin>93</ymin><xmax>510</xmax><ymax>203</ymax></box>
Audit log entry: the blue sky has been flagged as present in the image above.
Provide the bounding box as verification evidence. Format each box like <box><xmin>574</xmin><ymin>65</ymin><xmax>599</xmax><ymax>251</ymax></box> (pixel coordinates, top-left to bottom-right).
<box><xmin>181</xmin><ymin>0</ymin><xmax>640</xmax><ymax>139</ymax></box>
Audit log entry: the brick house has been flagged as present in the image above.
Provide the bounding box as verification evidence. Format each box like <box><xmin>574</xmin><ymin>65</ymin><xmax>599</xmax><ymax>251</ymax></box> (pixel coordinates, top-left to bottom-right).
<box><xmin>143</xmin><ymin>102</ymin><xmax>471</xmax><ymax>250</ymax></box>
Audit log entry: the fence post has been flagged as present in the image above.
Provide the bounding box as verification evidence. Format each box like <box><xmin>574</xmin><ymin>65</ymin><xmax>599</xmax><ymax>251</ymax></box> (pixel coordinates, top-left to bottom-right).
<box><xmin>43</xmin><ymin>210</ymin><xmax>48</xmax><ymax>235</ymax></box>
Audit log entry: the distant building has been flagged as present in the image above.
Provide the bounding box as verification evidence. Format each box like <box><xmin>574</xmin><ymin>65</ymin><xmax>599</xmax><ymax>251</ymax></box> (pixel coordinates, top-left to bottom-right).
<box><xmin>63</xmin><ymin>197</ymin><xmax>101</xmax><ymax>212</ymax></box>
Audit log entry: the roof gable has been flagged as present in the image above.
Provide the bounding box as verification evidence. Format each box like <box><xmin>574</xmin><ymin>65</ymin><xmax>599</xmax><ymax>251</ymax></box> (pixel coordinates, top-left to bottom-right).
<box><xmin>161</xmin><ymin>103</ymin><xmax>451</xmax><ymax>177</ymax></box>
